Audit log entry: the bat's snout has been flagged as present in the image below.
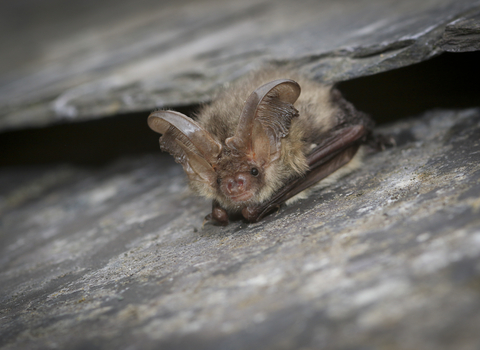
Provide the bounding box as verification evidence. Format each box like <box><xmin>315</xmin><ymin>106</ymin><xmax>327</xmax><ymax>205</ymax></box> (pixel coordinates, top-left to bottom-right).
<box><xmin>221</xmin><ymin>173</ymin><xmax>253</xmax><ymax>202</ymax></box>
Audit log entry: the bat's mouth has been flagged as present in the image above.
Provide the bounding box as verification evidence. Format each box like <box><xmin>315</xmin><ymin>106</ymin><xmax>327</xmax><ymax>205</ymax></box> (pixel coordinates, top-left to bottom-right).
<box><xmin>229</xmin><ymin>192</ymin><xmax>254</xmax><ymax>202</ymax></box>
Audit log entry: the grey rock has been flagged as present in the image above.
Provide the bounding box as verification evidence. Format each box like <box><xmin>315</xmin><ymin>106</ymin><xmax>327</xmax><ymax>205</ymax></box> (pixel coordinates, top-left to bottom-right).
<box><xmin>440</xmin><ymin>8</ymin><xmax>480</xmax><ymax>52</ymax></box>
<box><xmin>1</xmin><ymin>107</ymin><xmax>480</xmax><ymax>349</ymax></box>
<box><xmin>1</xmin><ymin>0</ymin><xmax>480</xmax><ymax>131</ymax></box>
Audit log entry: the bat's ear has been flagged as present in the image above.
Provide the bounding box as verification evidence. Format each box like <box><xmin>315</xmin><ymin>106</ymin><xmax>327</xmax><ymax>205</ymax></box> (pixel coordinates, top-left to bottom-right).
<box><xmin>225</xmin><ymin>79</ymin><xmax>301</xmax><ymax>164</ymax></box>
<box><xmin>148</xmin><ymin>110</ymin><xmax>222</xmax><ymax>186</ymax></box>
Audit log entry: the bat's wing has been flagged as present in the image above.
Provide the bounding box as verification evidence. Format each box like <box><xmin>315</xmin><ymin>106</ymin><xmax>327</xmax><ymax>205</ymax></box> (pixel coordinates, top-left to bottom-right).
<box><xmin>242</xmin><ymin>124</ymin><xmax>368</xmax><ymax>222</ymax></box>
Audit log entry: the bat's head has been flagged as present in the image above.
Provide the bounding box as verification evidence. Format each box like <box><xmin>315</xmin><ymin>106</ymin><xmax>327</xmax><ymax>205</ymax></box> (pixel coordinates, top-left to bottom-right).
<box><xmin>212</xmin><ymin>146</ymin><xmax>276</xmax><ymax>207</ymax></box>
<box><xmin>148</xmin><ymin>79</ymin><xmax>303</xmax><ymax>210</ymax></box>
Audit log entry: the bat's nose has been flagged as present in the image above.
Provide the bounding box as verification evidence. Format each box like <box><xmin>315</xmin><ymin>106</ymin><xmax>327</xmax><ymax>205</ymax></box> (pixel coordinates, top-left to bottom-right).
<box><xmin>224</xmin><ymin>174</ymin><xmax>249</xmax><ymax>195</ymax></box>
<box><xmin>225</xmin><ymin>177</ymin><xmax>243</xmax><ymax>194</ymax></box>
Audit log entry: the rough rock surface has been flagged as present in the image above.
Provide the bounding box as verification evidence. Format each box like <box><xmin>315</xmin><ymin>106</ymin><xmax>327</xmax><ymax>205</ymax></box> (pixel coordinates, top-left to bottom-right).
<box><xmin>440</xmin><ymin>8</ymin><xmax>480</xmax><ymax>52</ymax></box>
<box><xmin>2</xmin><ymin>0</ymin><xmax>480</xmax><ymax>348</ymax></box>
<box><xmin>1</xmin><ymin>0</ymin><xmax>480</xmax><ymax>131</ymax></box>
<box><xmin>1</xmin><ymin>107</ymin><xmax>480</xmax><ymax>349</ymax></box>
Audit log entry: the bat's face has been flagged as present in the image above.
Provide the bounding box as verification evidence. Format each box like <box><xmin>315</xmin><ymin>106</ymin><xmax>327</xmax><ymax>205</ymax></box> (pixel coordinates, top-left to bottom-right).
<box><xmin>215</xmin><ymin>156</ymin><xmax>265</xmax><ymax>204</ymax></box>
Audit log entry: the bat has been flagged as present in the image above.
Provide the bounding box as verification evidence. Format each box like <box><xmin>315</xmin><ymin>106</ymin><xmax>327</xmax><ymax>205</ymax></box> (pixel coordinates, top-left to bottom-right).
<box><xmin>148</xmin><ymin>68</ymin><xmax>374</xmax><ymax>225</ymax></box>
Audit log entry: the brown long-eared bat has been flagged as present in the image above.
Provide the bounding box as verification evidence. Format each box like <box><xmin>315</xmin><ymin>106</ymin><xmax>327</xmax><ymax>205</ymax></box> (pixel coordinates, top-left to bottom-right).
<box><xmin>148</xmin><ymin>68</ymin><xmax>375</xmax><ymax>225</ymax></box>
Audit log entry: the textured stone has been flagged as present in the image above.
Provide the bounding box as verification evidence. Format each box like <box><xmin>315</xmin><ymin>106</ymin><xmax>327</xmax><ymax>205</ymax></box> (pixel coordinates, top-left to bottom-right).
<box><xmin>440</xmin><ymin>8</ymin><xmax>480</xmax><ymax>52</ymax></box>
<box><xmin>1</xmin><ymin>107</ymin><xmax>480</xmax><ymax>349</ymax></box>
<box><xmin>1</xmin><ymin>0</ymin><xmax>480</xmax><ymax>131</ymax></box>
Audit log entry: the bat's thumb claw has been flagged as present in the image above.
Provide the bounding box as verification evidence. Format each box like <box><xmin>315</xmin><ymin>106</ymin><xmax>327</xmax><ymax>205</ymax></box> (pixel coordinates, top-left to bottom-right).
<box><xmin>202</xmin><ymin>215</ymin><xmax>211</xmax><ymax>229</ymax></box>
<box><xmin>203</xmin><ymin>211</ymin><xmax>229</xmax><ymax>227</ymax></box>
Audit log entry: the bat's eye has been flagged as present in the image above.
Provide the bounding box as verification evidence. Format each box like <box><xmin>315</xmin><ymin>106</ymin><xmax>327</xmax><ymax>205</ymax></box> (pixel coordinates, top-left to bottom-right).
<box><xmin>250</xmin><ymin>168</ymin><xmax>259</xmax><ymax>176</ymax></box>
<box><xmin>217</xmin><ymin>178</ymin><xmax>221</xmax><ymax>185</ymax></box>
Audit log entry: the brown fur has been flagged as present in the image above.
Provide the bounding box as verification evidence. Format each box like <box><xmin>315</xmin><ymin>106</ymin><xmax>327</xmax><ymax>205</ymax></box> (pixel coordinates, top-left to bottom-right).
<box><xmin>148</xmin><ymin>67</ymin><xmax>373</xmax><ymax>223</ymax></box>
<box><xmin>194</xmin><ymin>68</ymin><xmax>342</xmax><ymax>211</ymax></box>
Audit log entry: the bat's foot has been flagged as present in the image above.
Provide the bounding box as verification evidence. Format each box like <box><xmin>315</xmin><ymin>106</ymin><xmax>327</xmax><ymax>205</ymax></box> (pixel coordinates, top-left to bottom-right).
<box><xmin>203</xmin><ymin>207</ymin><xmax>229</xmax><ymax>227</ymax></box>
<box><xmin>242</xmin><ymin>207</ymin><xmax>259</xmax><ymax>223</ymax></box>
<box><xmin>242</xmin><ymin>206</ymin><xmax>276</xmax><ymax>223</ymax></box>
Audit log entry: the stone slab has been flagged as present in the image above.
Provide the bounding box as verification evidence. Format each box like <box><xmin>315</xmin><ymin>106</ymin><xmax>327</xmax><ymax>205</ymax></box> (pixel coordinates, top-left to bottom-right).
<box><xmin>1</xmin><ymin>107</ymin><xmax>480</xmax><ymax>349</ymax></box>
<box><xmin>0</xmin><ymin>0</ymin><xmax>479</xmax><ymax>131</ymax></box>
<box><xmin>440</xmin><ymin>8</ymin><xmax>480</xmax><ymax>52</ymax></box>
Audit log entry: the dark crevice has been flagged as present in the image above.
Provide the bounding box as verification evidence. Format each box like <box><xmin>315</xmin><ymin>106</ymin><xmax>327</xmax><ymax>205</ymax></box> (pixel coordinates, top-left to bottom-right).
<box><xmin>0</xmin><ymin>105</ymin><xmax>197</xmax><ymax>167</ymax></box>
<box><xmin>337</xmin><ymin>51</ymin><xmax>480</xmax><ymax>123</ymax></box>
<box><xmin>0</xmin><ymin>51</ymin><xmax>479</xmax><ymax>167</ymax></box>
